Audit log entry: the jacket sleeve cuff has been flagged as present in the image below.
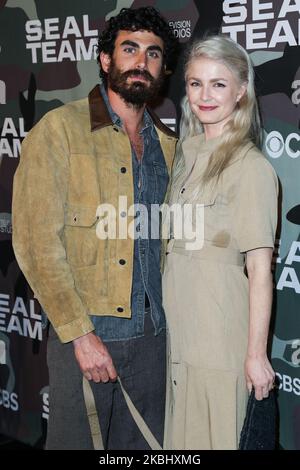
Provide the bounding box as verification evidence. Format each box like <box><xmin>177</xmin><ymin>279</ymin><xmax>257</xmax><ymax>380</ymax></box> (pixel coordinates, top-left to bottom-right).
<box><xmin>55</xmin><ymin>316</ymin><xmax>95</xmax><ymax>343</ymax></box>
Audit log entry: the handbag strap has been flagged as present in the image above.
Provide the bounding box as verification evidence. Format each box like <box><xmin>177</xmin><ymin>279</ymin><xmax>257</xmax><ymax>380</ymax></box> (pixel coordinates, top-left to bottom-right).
<box><xmin>82</xmin><ymin>375</ymin><xmax>162</xmax><ymax>450</ymax></box>
<box><xmin>82</xmin><ymin>376</ymin><xmax>104</xmax><ymax>450</ymax></box>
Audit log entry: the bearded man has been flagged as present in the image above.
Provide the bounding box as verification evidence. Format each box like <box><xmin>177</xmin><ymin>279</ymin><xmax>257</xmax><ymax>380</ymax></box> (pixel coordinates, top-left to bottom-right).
<box><xmin>12</xmin><ymin>6</ymin><xmax>177</xmax><ymax>450</ymax></box>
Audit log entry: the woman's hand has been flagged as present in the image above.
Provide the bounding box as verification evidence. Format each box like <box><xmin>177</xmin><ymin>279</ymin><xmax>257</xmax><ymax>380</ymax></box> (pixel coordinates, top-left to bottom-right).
<box><xmin>245</xmin><ymin>354</ymin><xmax>275</xmax><ymax>400</ymax></box>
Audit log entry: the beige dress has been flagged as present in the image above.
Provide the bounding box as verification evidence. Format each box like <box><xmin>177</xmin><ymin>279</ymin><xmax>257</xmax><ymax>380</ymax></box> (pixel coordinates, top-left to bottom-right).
<box><xmin>162</xmin><ymin>135</ymin><xmax>278</xmax><ymax>450</ymax></box>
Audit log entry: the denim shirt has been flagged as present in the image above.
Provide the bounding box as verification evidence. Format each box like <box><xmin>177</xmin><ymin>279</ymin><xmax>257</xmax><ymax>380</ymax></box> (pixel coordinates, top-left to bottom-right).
<box><xmin>91</xmin><ymin>85</ymin><xmax>169</xmax><ymax>341</ymax></box>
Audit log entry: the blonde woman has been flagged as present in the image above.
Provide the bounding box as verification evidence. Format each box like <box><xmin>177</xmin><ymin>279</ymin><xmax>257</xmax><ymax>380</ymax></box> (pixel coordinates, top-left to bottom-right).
<box><xmin>162</xmin><ymin>36</ymin><xmax>278</xmax><ymax>450</ymax></box>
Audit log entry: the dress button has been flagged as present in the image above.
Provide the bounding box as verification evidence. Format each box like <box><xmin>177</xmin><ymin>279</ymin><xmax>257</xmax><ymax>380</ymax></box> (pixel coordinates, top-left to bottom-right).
<box><xmin>120</xmin><ymin>211</ymin><xmax>127</xmax><ymax>218</ymax></box>
<box><xmin>119</xmin><ymin>259</ymin><xmax>126</xmax><ymax>265</ymax></box>
<box><xmin>120</xmin><ymin>167</ymin><xmax>127</xmax><ymax>173</ymax></box>
<box><xmin>117</xmin><ymin>307</ymin><xmax>124</xmax><ymax>313</ymax></box>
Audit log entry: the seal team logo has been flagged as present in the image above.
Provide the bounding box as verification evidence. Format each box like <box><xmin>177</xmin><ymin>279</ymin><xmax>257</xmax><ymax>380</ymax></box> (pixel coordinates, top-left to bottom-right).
<box><xmin>25</xmin><ymin>15</ymin><xmax>98</xmax><ymax>63</ymax></box>
<box><xmin>222</xmin><ymin>0</ymin><xmax>300</xmax><ymax>49</ymax></box>
<box><xmin>0</xmin><ymin>118</ymin><xmax>27</xmax><ymax>158</ymax></box>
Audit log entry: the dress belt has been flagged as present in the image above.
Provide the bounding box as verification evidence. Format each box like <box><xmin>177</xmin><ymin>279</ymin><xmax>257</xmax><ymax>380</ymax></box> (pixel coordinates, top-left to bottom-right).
<box><xmin>166</xmin><ymin>239</ymin><xmax>245</xmax><ymax>266</ymax></box>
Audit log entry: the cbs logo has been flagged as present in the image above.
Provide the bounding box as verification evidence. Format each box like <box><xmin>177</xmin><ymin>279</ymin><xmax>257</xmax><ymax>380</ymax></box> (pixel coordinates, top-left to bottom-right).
<box><xmin>265</xmin><ymin>131</ymin><xmax>300</xmax><ymax>159</ymax></box>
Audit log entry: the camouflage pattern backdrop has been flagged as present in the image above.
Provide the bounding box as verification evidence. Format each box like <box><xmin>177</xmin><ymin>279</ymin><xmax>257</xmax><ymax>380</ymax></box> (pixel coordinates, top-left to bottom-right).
<box><xmin>0</xmin><ymin>0</ymin><xmax>299</xmax><ymax>449</ymax></box>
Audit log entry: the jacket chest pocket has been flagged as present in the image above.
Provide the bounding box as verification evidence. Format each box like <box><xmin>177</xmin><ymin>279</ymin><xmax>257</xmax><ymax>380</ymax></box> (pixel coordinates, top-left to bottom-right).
<box><xmin>196</xmin><ymin>193</ymin><xmax>230</xmax><ymax>244</ymax></box>
<box><xmin>64</xmin><ymin>205</ymin><xmax>99</xmax><ymax>267</ymax></box>
<box><xmin>68</xmin><ymin>153</ymin><xmax>101</xmax><ymax>206</ymax></box>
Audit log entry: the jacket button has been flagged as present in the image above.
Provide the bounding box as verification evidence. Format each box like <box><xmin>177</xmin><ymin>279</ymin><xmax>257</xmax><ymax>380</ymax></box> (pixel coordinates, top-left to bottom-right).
<box><xmin>119</xmin><ymin>259</ymin><xmax>126</xmax><ymax>265</ymax></box>
<box><xmin>120</xmin><ymin>211</ymin><xmax>127</xmax><ymax>218</ymax></box>
<box><xmin>120</xmin><ymin>167</ymin><xmax>127</xmax><ymax>173</ymax></box>
<box><xmin>117</xmin><ymin>307</ymin><xmax>124</xmax><ymax>313</ymax></box>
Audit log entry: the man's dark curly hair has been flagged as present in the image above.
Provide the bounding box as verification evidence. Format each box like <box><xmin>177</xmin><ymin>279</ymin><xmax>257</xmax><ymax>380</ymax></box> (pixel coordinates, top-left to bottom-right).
<box><xmin>97</xmin><ymin>6</ymin><xmax>178</xmax><ymax>82</ymax></box>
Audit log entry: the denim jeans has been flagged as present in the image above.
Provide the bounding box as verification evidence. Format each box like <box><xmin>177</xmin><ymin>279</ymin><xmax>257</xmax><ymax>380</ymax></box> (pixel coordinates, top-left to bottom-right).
<box><xmin>46</xmin><ymin>310</ymin><xmax>166</xmax><ymax>450</ymax></box>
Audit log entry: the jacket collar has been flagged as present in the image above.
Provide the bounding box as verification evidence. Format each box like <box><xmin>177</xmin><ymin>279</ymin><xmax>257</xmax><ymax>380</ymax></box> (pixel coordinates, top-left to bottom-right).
<box><xmin>88</xmin><ymin>85</ymin><xmax>177</xmax><ymax>138</ymax></box>
<box><xmin>88</xmin><ymin>85</ymin><xmax>113</xmax><ymax>131</ymax></box>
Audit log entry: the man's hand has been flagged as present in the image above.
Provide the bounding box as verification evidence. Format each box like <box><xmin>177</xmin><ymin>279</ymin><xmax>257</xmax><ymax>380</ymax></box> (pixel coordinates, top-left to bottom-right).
<box><xmin>73</xmin><ymin>332</ymin><xmax>117</xmax><ymax>383</ymax></box>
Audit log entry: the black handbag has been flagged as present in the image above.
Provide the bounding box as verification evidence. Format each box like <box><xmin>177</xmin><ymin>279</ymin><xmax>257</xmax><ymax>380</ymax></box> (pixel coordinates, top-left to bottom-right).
<box><xmin>239</xmin><ymin>389</ymin><xmax>277</xmax><ymax>450</ymax></box>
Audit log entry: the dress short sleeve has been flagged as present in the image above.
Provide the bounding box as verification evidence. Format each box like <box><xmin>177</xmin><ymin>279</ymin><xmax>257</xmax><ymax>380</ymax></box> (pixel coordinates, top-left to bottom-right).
<box><xmin>233</xmin><ymin>153</ymin><xmax>278</xmax><ymax>253</ymax></box>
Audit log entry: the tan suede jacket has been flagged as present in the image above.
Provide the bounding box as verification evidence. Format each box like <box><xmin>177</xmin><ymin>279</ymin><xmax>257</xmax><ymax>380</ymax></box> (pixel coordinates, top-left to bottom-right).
<box><xmin>12</xmin><ymin>85</ymin><xmax>177</xmax><ymax>343</ymax></box>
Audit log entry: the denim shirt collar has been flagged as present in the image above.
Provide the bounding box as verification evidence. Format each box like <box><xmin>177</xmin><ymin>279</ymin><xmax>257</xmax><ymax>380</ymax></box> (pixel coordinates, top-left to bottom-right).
<box><xmin>99</xmin><ymin>83</ymin><xmax>153</xmax><ymax>134</ymax></box>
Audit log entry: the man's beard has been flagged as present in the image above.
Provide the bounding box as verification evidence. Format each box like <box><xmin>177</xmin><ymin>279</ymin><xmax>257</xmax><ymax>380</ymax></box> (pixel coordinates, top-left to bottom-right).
<box><xmin>107</xmin><ymin>60</ymin><xmax>164</xmax><ymax>109</ymax></box>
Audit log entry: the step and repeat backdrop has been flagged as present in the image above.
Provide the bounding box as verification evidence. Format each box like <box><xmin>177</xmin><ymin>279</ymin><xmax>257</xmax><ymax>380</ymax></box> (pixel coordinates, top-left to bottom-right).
<box><xmin>0</xmin><ymin>0</ymin><xmax>299</xmax><ymax>449</ymax></box>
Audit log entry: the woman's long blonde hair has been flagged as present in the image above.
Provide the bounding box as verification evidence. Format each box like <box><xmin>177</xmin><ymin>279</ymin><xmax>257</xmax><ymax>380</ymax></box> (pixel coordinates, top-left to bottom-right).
<box><xmin>172</xmin><ymin>35</ymin><xmax>261</xmax><ymax>186</ymax></box>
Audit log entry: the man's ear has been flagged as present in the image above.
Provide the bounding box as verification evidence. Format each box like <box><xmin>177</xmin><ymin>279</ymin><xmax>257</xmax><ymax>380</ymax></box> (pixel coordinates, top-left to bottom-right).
<box><xmin>100</xmin><ymin>52</ymin><xmax>111</xmax><ymax>73</ymax></box>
